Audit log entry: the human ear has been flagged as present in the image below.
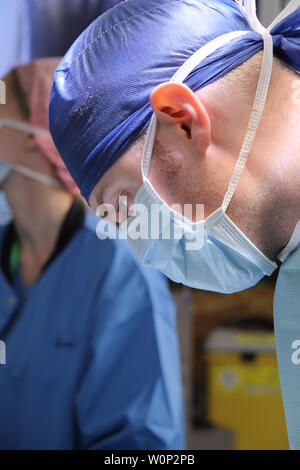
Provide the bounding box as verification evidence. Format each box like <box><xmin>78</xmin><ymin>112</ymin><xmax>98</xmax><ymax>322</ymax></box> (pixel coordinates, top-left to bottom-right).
<box><xmin>150</xmin><ymin>82</ymin><xmax>211</xmax><ymax>154</ymax></box>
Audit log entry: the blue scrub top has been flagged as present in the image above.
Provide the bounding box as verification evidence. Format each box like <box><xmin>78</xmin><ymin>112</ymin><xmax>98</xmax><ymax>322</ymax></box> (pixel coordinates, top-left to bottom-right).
<box><xmin>0</xmin><ymin>212</ymin><xmax>184</xmax><ymax>450</ymax></box>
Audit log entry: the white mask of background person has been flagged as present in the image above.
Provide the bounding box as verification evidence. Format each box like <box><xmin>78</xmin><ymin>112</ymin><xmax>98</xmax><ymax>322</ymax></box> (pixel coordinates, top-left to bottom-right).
<box><xmin>89</xmin><ymin>50</ymin><xmax>300</xmax><ymax>264</ymax></box>
<box><xmin>0</xmin><ymin>71</ymin><xmax>74</xmax><ymax>285</ymax></box>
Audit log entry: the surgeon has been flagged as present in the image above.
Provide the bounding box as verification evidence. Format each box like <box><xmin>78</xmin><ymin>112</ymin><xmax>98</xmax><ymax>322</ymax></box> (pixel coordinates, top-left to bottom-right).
<box><xmin>49</xmin><ymin>0</ymin><xmax>300</xmax><ymax>449</ymax></box>
<box><xmin>0</xmin><ymin>59</ymin><xmax>184</xmax><ymax>450</ymax></box>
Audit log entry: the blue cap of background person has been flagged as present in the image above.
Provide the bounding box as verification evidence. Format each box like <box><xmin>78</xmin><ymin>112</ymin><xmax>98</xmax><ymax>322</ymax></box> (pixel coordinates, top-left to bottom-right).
<box><xmin>49</xmin><ymin>0</ymin><xmax>300</xmax><ymax>202</ymax></box>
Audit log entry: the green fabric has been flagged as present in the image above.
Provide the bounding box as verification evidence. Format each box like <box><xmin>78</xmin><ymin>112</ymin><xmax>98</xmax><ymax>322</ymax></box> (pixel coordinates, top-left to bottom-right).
<box><xmin>9</xmin><ymin>238</ymin><xmax>20</xmax><ymax>274</ymax></box>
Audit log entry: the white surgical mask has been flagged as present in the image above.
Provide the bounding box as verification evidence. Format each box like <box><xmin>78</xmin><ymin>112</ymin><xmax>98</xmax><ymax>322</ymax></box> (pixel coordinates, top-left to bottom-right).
<box><xmin>124</xmin><ymin>9</ymin><xmax>279</xmax><ymax>293</ymax></box>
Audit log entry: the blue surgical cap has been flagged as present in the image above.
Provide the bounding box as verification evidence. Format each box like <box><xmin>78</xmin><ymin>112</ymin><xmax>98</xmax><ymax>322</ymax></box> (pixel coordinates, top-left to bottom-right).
<box><xmin>49</xmin><ymin>0</ymin><xmax>300</xmax><ymax>202</ymax></box>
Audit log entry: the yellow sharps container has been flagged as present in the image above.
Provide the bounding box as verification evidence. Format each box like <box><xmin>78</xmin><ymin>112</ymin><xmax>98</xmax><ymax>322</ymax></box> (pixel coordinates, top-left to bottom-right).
<box><xmin>204</xmin><ymin>328</ymin><xmax>289</xmax><ymax>450</ymax></box>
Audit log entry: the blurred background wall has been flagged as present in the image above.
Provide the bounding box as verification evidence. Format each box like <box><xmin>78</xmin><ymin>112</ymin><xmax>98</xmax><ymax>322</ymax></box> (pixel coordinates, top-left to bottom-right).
<box><xmin>258</xmin><ymin>0</ymin><xmax>291</xmax><ymax>25</ymax></box>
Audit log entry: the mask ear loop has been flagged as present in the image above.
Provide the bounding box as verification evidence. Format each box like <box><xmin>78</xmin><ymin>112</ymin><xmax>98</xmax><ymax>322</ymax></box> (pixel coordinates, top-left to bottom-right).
<box><xmin>141</xmin><ymin>30</ymin><xmax>250</xmax><ymax>182</ymax></box>
<box><xmin>0</xmin><ymin>120</ymin><xmax>62</xmax><ymax>188</ymax></box>
<box><xmin>141</xmin><ymin>114</ymin><xmax>157</xmax><ymax>181</ymax></box>
<box><xmin>222</xmin><ymin>31</ymin><xmax>273</xmax><ymax>213</ymax></box>
<box><xmin>12</xmin><ymin>164</ymin><xmax>63</xmax><ymax>188</ymax></box>
<box><xmin>0</xmin><ymin>118</ymin><xmax>51</xmax><ymax>140</ymax></box>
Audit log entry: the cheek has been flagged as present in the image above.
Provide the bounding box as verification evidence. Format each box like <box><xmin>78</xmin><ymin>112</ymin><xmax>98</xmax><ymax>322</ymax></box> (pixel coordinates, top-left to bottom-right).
<box><xmin>88</xmin><ymin>192</ymin><xmax>98</xmax><ymax>212</ymax></box>
<box><xmin>0</xmin><ymin>130</ymin><xmax>25</xmax><ymax>165</ymax></box>
<box><xmin>195</xmin><ymin>166</ymin><xmax>231</xmax><ymax>216</ymax></box>
<box><xmin>148</xmin><ymin>156</ymin><xmax>190</xmax><ymax>206</ymax></box>
<box><xmin>149</xmin><ymin>157</ymin><xmax>228</xmax><ymax>217</ymax></box>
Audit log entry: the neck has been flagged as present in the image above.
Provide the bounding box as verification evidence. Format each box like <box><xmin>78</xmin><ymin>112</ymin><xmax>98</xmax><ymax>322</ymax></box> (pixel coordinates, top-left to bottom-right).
<box><xmin>4</xmin><ymin>173</ymin><xmax>73</xmax><ymax>281</ymax></box>
<box><xmin>251</xmin><ymin>66</ymin><xmax>300</xmax><ymax>258</ymax></box>
<box><xmin>201</xmin><ymin>57</ymin><xmax>300</xmax><ymax>259</ymax></box>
